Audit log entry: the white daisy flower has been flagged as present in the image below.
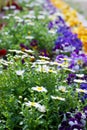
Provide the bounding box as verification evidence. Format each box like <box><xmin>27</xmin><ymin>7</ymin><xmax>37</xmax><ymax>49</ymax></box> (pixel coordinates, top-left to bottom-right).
<box><xmin>74</xmin><ymin>79</ymin><xmax>87</xmax><ymax>83</ymax></box>
<box><xmin>9</xmin><ymin>5</ymin><xmax>16</xmax><ymax>10</ymax></box>
<box><xmin>48</xmin><ymin>30</ymin><xmax>56</xmax><ymax>34</ymax></box>
<box><xmin>32</xmin><ymin>86</ymin><xmax>47</xmax><ymax>92</ymax></box>
<box><xmin>2</xmin><ymin>16</ymin><xmax>10</xmax><ymax>19</ymax></box>
<box><xmin>38</xmin><ymin>15</ymin><xmax>45</xmax><ymax>19</ymax></box>
<box><xmin>24</xmin><ymin>101</ymin><xmax>46</xmax><ymax>113</ymax></box>
<box><xmin>37</xmin><ymin>104</ymin><xmax>46</xmax><ymax>113</ymax></box>
<box><xmin>76</xmin><ymin>74</ymin><xmax>84</xmax><ymax>78</ymax></box>
<box><xmin>16</xmin><ymin>70</ymin><xmax>25</xmax><ymax>76</ymax></box>
<box><xmin>14</xmin><ymin>16</ymin><xmax>21</xmax><ymax>20</ymax></box>
<box><xmin>3</xmin><ymin>6</ymin><xmax>9</xmax><ymax>10</ymax></box>
<box><xmin>76</xmin><ymin>88</ymin><xmax>87</xmax><ymax>94</ymax></box>
<box><xmin>24</xmin><ymin>49</ymin><xmax>34</xmax><ymax>54</ymax></box>
<box><xmin>24</xmin><ymin>19</ymin><xmax>32</xmax><ymax>23</ymax></box>
<box><xmin>25</xmin><ymin>36</ymin><xmax>34</xmax><ymax>40</ymax></box>
<box><xmin>25</xmin><ymin>101</ymin><xmax>39</xmax><ymax>108</ymax></box>
<box><xmin>8</xmin><ymin>49</ymin><xmax>25</xmax><ymax>54</ymax></box>
<box><xmin>48</xmin><ymin>69</ymin><xmax>57</xmax><ymax>73</ymax></box>
<box><xmin>36</xmin><ymin>60</ymin><xmax>49</xmax><ymax>65</ymax></box>
<box><xmin>58</xmin><ymin>86</ymin><xmax>68</xmax><ymax>92</ymax></box>
<box><xmin>39</xmin><ymin>56</ymin><xmax>50</xmax><ymax>60</ymax></box>
<box><xmin>16</xmin><ymin>19</ymin><xmax>24</xmax><ymax>23</ymax></box>
<box><xmin>36</xmin><ymin>65</ymin><xmax>49</xmax><ymax>72</ymax></box>
<box><xmin>51</xmin><ymin>96</ymin><xmax>65</xmax><ymax>101</ymax></box>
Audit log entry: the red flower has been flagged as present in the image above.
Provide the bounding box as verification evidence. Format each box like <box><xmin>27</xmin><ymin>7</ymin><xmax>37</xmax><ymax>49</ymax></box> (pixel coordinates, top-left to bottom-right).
<box><xmin>0</xmin><ymin>23</ymin><xmax>5</xmax><ymax>30</ymax></box>
<box><xmin>6</xmin><ymin>1</ymin><xmax>22</xmax><ymax>10</ymax></box>
<box><xmin>0</xmin><ymin>49</ymin><xmax>7</xmax><ymax>57</ymax></box>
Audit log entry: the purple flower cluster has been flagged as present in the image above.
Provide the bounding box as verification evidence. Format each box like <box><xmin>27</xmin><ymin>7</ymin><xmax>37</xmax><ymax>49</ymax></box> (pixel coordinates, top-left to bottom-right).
<box><xmin>67</xmin><ymin>74</ymin><xmax>87</xmax><ymax>85</ymax></box>
<box><xmin>44</xmin><ymin>0</ymin><xmax>57</xmax><ymax>14</ymax></box>
<box><xmin>58</xmin><ymin>107</ymin><xmax>87</xmax><ymax>130</ymax></box>
<box><xmin>48</xmin><ymin>16</ymin><xmax>65</xmax><ymax>30</ymax></box>
<box><xmin>54</xmin><ymin>31</ymin><xmax>82</xmax><ymax>53</ymax></box>
<box><xmin>80</xmin><ymin>83</ymin><xmax>87</xmax><ymax>101</ymax></box>
<box><xmin>55</xmin><ymin>51</ymin><xmax>87</xmax><ymax>71</ymax></box>
<box><xmin>55</xmin><ymin>54</ymin><xmax>68</xmax><ymax>63</ymax></box>
<box><xmin>69</xmin><ymin>52</ymin><xmax>87</xmax><ymax>71</ymax></box>
<box><xmin>67</xmin><ymin>73</ymin><xmax>76</xmax><ymax>84</ymax></box>
<box><xmin>52</xmin><ymin>16</ymin><xmax>82</xmax><ymax>53</ymax></box>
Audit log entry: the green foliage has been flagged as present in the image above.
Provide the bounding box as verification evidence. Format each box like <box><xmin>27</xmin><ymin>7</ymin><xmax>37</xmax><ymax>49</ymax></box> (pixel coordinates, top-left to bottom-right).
<box><xmin>0</xmin><ymin>56</ymin><xmax>83</xmax><ymax>130</ymax></box>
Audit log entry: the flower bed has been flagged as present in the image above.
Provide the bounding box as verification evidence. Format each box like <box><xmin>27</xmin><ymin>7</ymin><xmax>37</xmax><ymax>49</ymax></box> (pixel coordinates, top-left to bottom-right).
<box><xmin>0</xmin><ymin>0</ymin><xmax>87</xmax><ymax>130</ymax></box>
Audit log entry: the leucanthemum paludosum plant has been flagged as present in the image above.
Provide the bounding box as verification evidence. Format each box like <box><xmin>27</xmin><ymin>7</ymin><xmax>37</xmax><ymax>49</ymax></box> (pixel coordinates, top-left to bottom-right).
<box><xmin>0</xmin><ymin>51</ymin><xmax>87</xmax><ymax>130</ymax></box>
<box><xmin>0</xmin><ymin>0</ymin><xmax>87</xmax><ymax>129</ymax></box>
<box><xmin>0</xmin><ymin>0</ymin><xmax>57</xmax><ymax>59</ymax></box>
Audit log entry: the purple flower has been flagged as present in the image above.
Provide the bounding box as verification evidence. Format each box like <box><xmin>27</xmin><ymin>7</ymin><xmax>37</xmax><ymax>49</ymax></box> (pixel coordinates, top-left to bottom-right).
<box><xmin>80</xmin><ymin>83</ymin><xmax>87</xmax><ymax>100</ymax></box>
<box><xmin>53</xmin><ymin>19</ymin><xmax>82</xmax><ymax>53</ymax></box>
<box><xmin>80</xmin><ymin>83</ymin><xmax>87</xmax><ymax>90</ymax></box>
<box><xmin>71</xmin><ymin>124</ymin><xmax>83</xmax><ymax>130</ymax></box>
<box><xmin>30</xmin><ymin>40</ymin><xmax>38</xmax><ymax>49</ymax></box>
<box><xmin>22</xmin><ymin>59</ymin><xmax>25</xmax><ymax>64</ymax></box>
<box><xmin>58</xmin><ymin>109</ymin><xmax>86</xmax><ymax>130</ymax></box>
<box><xmin>55</xmin><ymin>54</ymin><xmax>68</xmax><ymax>63</ymax></box>
<box><xmin>44</xmin><ymin>0</ymin><xmax>57</xmax><ymax>14</ymax></box>
<box><xmin>74</xmin><ymin>112</ymin><xmax>82</xmax><ymax>121</ymax></box>
<box><xmin>20</xmin><ymin>43</ymin><xmax>29</xmax><ymax>50</ymax></box>
<box><xmin>83</xmin><ymin>106</ymin><xmax>87</xmax><ymax>118</ymax></box>
<box><xmin>48</xmin><ymin>21</ymin><xmax>54</xmax><ymax>30</ymax></box>
<box><xmin>69</xmin><ymin>52</ymin><xmax>87</xmax><ymax>71</ymax></box>
<box><xmin>59</xmin><ymin>121</ymin><xmax>70</xmax><ymax>130</ymax></box>
<box><xmin>67</xmin><ymin>73</ymin><xmax>76</xmax><ymax>84</ymax></box>
<box><xmin>40</xmin><ymin>49</ymin><xmax>49</xmax><ymax>57</ymax></box>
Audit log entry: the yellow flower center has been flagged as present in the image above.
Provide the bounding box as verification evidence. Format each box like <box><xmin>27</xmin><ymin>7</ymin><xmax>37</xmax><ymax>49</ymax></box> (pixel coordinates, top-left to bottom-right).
<box><xmin>28</xmin><ymin>31</ymin><xmax>31</xmax><ymax>35</ymax></box>
<box><xmin>77</xmin><ymin>60</ymin><xmax>83</xmax><ymax>65</ymax></box>
<box><xmin>31</xmin><ymin>102</ymin><xmax>36</xmax><ymax>106</ymax></box>
<box><xmin>37</xmin><ymin>87</ymin><xmax>43</xmax><ymax>91</ymax></box>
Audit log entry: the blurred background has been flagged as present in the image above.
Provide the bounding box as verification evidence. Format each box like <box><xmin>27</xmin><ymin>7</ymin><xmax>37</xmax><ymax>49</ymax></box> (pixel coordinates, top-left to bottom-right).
<box><xmin>64</xmin><ymin>0</ymin><xmax>87</xmax><ymax>17</ymax></box>
<box><xmin>0</xmin><ymin>0</ymin><xmax>87</xmax><ymax>17</ymax></box>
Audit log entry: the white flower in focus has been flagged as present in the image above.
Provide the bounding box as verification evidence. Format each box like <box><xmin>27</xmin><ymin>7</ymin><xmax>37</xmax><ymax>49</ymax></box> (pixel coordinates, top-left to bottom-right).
<box><xmin>32</xmin><ymin>86</ymin><xmax>47</xmax><ymax>92</ymax></box>
<box><xmin>58</xmin><ymin>86</ymin><xmax>68</xmax><ymax>92</ymax></box>
<box><xmin>51</xmin><ymin>96</ymin><xmax>65</xmax><ymax>101</ymax></box>
<box><xmin>37</xmin><ymin>104</ymin><xmax>46</xmax><ymax>113</ymax></box>
<box><xmin>24</xmin><ymin>101</ymin><xmax>46</xmax><ymax>113</ymax></box>
<box><xmin>25</xmin><ymin>101</ymin><xmax>39</xmax><ymax>108</ymax></box>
